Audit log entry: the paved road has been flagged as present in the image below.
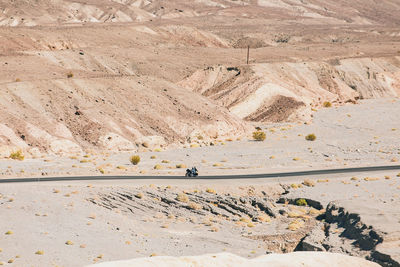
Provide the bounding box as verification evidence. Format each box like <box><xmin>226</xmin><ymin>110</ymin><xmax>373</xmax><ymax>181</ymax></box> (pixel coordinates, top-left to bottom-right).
<box><xmin>0</xmin><ymin>165</ymin><xmax>399</xmax><ymax>183</ymax></box>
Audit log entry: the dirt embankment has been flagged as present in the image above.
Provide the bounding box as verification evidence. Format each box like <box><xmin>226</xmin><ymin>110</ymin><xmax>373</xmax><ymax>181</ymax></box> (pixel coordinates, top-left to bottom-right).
<box><xmin>179</xmin><ymin>57</ymin><xmax>400</xmax><ymax>122</ymax></box>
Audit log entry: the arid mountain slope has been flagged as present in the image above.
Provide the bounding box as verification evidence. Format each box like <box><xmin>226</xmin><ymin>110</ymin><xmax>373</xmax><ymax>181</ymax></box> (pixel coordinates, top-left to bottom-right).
<box><xmin>0</xmin><ymin>0</ymin><xmax>399</xmax><ymax>155</ymax></box>
<box><xmin>1</xmin><ymin>0</ymin><xmax>400</xmax><ymax>27</ymax></box>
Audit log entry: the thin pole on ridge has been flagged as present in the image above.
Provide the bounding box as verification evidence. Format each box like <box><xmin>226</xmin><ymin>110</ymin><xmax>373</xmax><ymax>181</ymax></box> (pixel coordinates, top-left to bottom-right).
<box><xmin>247</xmin><ymin>45</ymin><xmax>250</xmax><ymax>64</ymax></box>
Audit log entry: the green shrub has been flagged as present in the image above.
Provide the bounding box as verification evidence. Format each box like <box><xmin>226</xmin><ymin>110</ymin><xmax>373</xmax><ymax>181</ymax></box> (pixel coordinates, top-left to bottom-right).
<box><xmin>9</xmin><ymin>150</ymin><xmax>24</xmax><ymax>161</ymax></box>
<box><xmin>253</xmin><ymin>131</ymin><xmax>266</xmax><ymax>141</ymax></box>
<box><xmin>130</xmin><ymin>155</ymin><xmax>140</xmax><ymax>165</ymax></box>
<box><xmin>305</xmin><ymin>134</ymin><xmax>316</xmax><ymax>141</ymax></box>
<box><xmin>296</xmin><ymin>198</ymin><xmax>308</xmax><ymax>206</ymax></box>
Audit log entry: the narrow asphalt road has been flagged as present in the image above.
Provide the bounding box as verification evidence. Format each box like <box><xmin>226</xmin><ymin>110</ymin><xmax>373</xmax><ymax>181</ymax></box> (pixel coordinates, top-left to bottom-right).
<box><xmin>0</xmin><ymin>165</ymin><xmax>399</xmax><ymax>183</ymax></box>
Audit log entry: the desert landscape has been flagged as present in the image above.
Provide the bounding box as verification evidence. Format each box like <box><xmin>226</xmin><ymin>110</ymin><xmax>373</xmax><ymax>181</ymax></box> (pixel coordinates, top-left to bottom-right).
<box><xmin>0</xmin><ymin>0</ymin><xmax>400</xmax><ymax>266</ymax></box>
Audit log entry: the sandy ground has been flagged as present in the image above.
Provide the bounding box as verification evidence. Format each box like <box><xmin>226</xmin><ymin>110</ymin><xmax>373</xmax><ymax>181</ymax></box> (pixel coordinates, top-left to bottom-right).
<box><xmin>1</xmin><ymin>98</ymin><xmax>399</xmax><ymax>179</ymax></box>
<box><xmin>1</xmin><ymin>170</ymin><xmax>399</xmax><ymax>266</ymax></box>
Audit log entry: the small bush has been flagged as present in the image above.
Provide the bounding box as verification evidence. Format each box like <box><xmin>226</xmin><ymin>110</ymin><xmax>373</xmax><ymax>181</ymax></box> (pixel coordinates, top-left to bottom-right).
<box><xmin>303</xmin><ymin>179</ymin><xmax>315</xmax><ymax>187</ymax></box>
<box><xmin>323</xmin><ymin>101</ymin><xmax>332</xmax><ymax>108</ymax></box>
<box><xmin>253</xmin><ymin>131</ymin><xmax>266</xmax><ymax>141</ymax></box>
<box><xmin>67</xmin><ymin>72</ymin><xmax>73</xmax><ymax>78</ymax></box>
<box><xmin>161</xmin><ymin>160</ymin><xmax>170</xmax><ymax>163</ymax></box>
<box><xmin>176</xmin><ymin>193</ymin><xmax>189</xmax><ymax>203</ymax></box>
<box><xmin>130</xmin><ymin>155</ymin><xmax>140</xmax><ymax>165</ymax></box>
<box><xmin>288</xmin><ymin>219</ymin><xmax>304</xmax><ymax>231</ymax></box>
<box><xmin>5</xmin><ymin>230</ymin><xmax>13</xmax><ymax>235</ymax></box>
<box><xmin>135</xmin><ymin>193</ymin><xmax>143</xmax><ymax>199</ymax></box>
<box><xmin>35</xmin><ymin>250</ymin><xmax>44</xmax><ymax>255</ymax></box>
<box><xmin>296</xmin><ymin>198</ymin><xmax>308</xmax><ymax>206</ymax></box>
<box><xmin>150</xmin><ymin>155</ymin><xmax>156</xmax><ymax>159</ymax></box>
<box><xmin>176</xmin><ymin>164</ymin><xmax>186</xmax><ymax>169</ymax></box>
<box><xmin>305</xmin><ymin>134</ymin><xmax>316</xmax><ymax>141</ymax></box>
<box><xmin>257</xmin><ymin>214</ymin><xmax>271</xmax><ymax>222</ymax></box>
<box><xmin>9</xmin><ymin>150</ymin><xmax>24</xmax><ymax>161</ymax></box>
<box><xmin>206</xmin><ymin>188</ymin><xmax>216</xmax><ymax>194</ymax></box>
<box><xmin>188</xmin><ymin>202</ymin><xmax>202</xmax><ymax>210</ymax></box>
<box><xmin>65</xmin><ymin>240</ymin><xmax>74</xmax><ymax>245</ymax></box>
<box><xmin>154</xmin><ymin>164</ymin><xmax>163</xmax><ymax>170</ymax></box>
<box><xmin>247</xmin><ymin>222</ymin><xmax>255</xmax><ymax>228</ymax></box>
<box><xmin>240</xmin><ymin>217</ymin><xmax>251</xmax><ymax>223</ymax></box>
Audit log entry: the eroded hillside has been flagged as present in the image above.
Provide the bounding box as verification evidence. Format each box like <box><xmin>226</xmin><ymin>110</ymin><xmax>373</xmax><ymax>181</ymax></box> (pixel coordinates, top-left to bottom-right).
<box><xmin>0</xmin><ymin>0</ymin><xmax>399</xmax><ymax>156</ymax></box>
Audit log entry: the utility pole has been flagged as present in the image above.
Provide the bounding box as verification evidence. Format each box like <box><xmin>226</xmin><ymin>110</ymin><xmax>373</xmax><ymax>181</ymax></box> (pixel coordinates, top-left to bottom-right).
<box><xmin>246</xmin><ymin>45</ymin><xmax>250</xmax><ymax>64</ymax></box>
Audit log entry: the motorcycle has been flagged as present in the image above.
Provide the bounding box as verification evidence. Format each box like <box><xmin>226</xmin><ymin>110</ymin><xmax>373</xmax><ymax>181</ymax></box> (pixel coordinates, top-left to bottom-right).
<box><xmin>185</xmin><ymin>167</ymin><xmax>198</xmax><ymax>177</ymax></box>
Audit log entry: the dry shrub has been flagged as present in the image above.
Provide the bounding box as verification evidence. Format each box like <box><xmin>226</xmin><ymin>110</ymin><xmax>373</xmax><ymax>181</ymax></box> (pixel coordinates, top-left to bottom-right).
<box><xmin>161</xmin><ymin>160</ymin><xmax>170</xmax><ymax>163</ymax></box>
<box><xmin>247</xmin><ymin>222</ymin><xmax>255</xmax><ymax>228</ymax></box>
<box><xmin>351</xmin><ymin>177</ymin><xmax>359</xmax><ymax>181</ymax></box>
<box><xmin>9</xmin><ymin>150</ymin><xmax>24</xmax><ymax>161</ymax></box>
<box><xmin>154</xmin><ymin>164</ymin><xmax>163</xmax><ymax>170</ymax></box>
<box><xmin>188</xmin><ymin>202</ymin><xmax>202</xmax><ymax>210</ymax></box>
<box><xmin>323</xmin><ymin>101</ymin><xmax>332</xmax><ymax>108</ymax></box>
<box><xmin>287</xmin><ymin>219</ymin><xmax>304</xmax><ymax>231</ymax></box>
<box><xmin>130</xmin><ymin>155</ymin><xmax>140</xmax><ymax>165</ymax></box>
<box><xmin>305</xmin><ymin>134</ymin><xmax>316</xmax><ymax>141</ymax></box>
<box><xmin>240</xmin><ymin>217</ymin><xmax>252</xmax><ymax>223</ymax></box>
<box><xmin>67</xmin><ymin>72</ymin><xmax>73</xmax><ymax>78</ymax></box>
<box><xmin>290</xmin><ymin>183</ymin><xmax>299</xmax><ymax>189</ymax></box>
<box><xmin>176</xmin><ymin>193</ymin><xmax>189</xmax><ymax>203</ymax></box>
<box><xmin>257</xmin><ymin>214</ymin><xmax>271</xmax><ymax>222</ymax></box>
<box><xmin>65</xmin><ymin>240</ymin><xmax>74</xmax><ymax>245</ymax></box>
<box><xmin>317</xmin><ymin>179</ymin><xmax>329</xmax><ymax>183</ymax></box>
<box><xmin>190</xmin><ymin>143</ymin><xmax>200</xmax><ymax>148</ymax></box>
<box><xmin>253</xmin><ymin>131</ymin><xmax>266</xmax><ymax>141</ymax></box>
<box><xmin>213</xmin><ymin>163</ymin><xmax>222</xmax><ymax>167</ymax></box>
<box><xmin>303</xmin><ymin>179</ymin><xmax>315</xmax><ymax>187</ymax></box>
<box><xmin>293</xmin><ymin>157</ymin><xmax>300</xmax><ymax>161</ymax></box>
<box><xmin>150</xmin><ymin>155</ymin><xmax>156</xmax><ymax>159</ymax></box>
<box><xmin>206</xmin><ymin>188</ymin><xmax>216</xmax><ymax>194</ymax></box>
<box><xmin>135</xmin><ymin>193</ymin><xmax>144</xmax><ymax>199</ymax></box>
<box><xmin>35</xmin><ymin>250</ymin><xmax>44</xmax><ymax>255</ymax></box>
<box><xmin>176</xmin><ymin>164</ymin><xmax>186</xmax><ymax>169</ymax></box>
